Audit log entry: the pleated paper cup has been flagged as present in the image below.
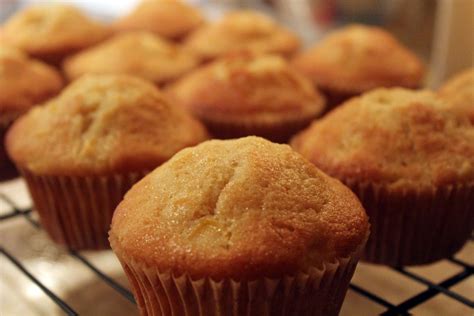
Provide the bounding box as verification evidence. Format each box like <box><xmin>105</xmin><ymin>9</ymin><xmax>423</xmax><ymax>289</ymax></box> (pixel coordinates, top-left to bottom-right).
<box><xmin>112</xmin><ymin>246</ymin><xmax>364</xmax><ymax>316</ymax></box>
<box><xmin>20</xmin><ymin>168</ymin><xmax>148</xmax><ymax>250</ymax></box>
<box><xmin>345</xmin><ymin>180</ymin><xmax>474</xmax><ymax>266</ymax></box>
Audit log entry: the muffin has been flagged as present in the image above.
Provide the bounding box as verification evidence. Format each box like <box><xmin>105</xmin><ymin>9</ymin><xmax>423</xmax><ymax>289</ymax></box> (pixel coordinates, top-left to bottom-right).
<box><xmin>0</xmin><ymin>45</ymin><xmax>63</xmax><ymax>180</ymax></box>
<box><xmin>438</xmin><ymin>68</ymin><xmax>474</xmax><ymax>123</ymax></box>
<box><xmin>2</xmin><ymin>4</ymin><xmax>110</xmax><ymax>64</ymax></box>
<box><xmin>185</xmin><ymin>10</ymin><xmax>300</xmax><ymax>61</ymax></box>
<box><xmin>292</xmin><ymin>24</ymin><xmax>425</xmax><ymax>108</ymax></box>
<box><xmin>291</xmin><ymin>88</ymin><xmax>474</xmax><ymax>266</ymax></box>
<box><xmin>168</xmin><ymin>53</ymin><xmax>325</xmax><ymax>142</ymax></box>
<box><xmin>6</xmin><ymin>74</ymin><xmax>208</xmax><ymax>249</ymax></box>
<box><xmin>63</xmin><ymin>32</ymin><xmax>199</xmax><ymax>86</ymax></box>
<box><xmin>110</xmin><ymin>136</ymin><xmax>369</xmax><ymax>316</ymax></box>
<box><xmin>113</xmin><ymin>0</ymin><xmax>204</xmax><ymax>40</ymax></box>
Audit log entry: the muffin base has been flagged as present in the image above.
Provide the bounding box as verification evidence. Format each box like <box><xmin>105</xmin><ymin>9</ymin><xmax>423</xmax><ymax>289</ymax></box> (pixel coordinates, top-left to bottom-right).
<box><xmin>114</xmin><ymin>251</ymin><xmax>362</xmax><ymax>316</ymax></box>
<box><xmin>21</xmin><ymin>169</ymin><xmax>148</xmax><ymax>250</ymax></box>
<box><xmin>1</xmin><ymin>117</ymin><xmax>19</xmax><ymax>181</ymax></box>
<box><xmin>346</xmin><ymin>180</ymin><xmax>474</xmax><ymax>266</ymax></box>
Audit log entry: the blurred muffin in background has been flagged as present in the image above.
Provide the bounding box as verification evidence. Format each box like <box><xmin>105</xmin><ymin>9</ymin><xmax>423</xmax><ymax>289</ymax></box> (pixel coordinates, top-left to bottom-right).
<box><xmin>0</xmin><ymin>45</ymin><xmax>63</xmax><ymax>180</ymax></box>
<box><xmin>113</xmin><ymin>0</ymin><xmax>204</xmax><ymax>40</ymax></box>
<box><xmin>292</xmin><ymin>24</ymin><xmax>425</xmax><ymax>108</ymax></box>
<box><xmin>291</xmin><ymin>88</ymin><xmax>474</xmax><ymax>266</ymax></box>
<box><xmin>168</xmin><ymin>53</ymin><xmax>325</xmax><ymax>142</ymax></box>
<box><xmin>438</xmin><ymin>68</ymin><xmax>474</xmax><ymax>124</ymax></box>
<box><xmin>2</xmin><ymin>4</ymin><xmax>110</xmax><ymax>65</ymax></box>
<box><xmin>63</xmin><ymin>32</ymin><xmax>199</xmax><ymax>86</ymax></box>
<box><xmin>185</xmin><ymin>10</ymin><xmax>300</xmax><ymax>61</ymax></box>
<box><xmin>6</xmin><ymin>74</ymin><xmax>209</xmax><ymax>250</ymax></box>
<box><xmin>110</xmin><ymin>136</ymin><xmax>369</xmax><ymax>316</ymax></box>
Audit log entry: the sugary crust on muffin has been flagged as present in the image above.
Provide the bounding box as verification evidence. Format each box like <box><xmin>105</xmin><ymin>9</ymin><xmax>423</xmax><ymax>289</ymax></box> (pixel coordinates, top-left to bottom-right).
<box><xmin>109</xmin><ymin>136</ymin><xmax>369</xmax><ymax>280</ymax></box>
<box><xmin>438</xmin><ymin>68</ymin><xmax>474</xmax><ymax>123</ymax></box>
<box><xmin>2</xmin><ymin>5</ymin><xmax>110</xmax><ymax>58</ymax></box>
<box><xmin>291</xmin><ymin>88</ymin><xmax>474</xmax><ymax>190</ymax></box>
<box><xmin>291</xmin><ymin>24</ymin><xmax>425</xmax><ymax>94</ymax></box>
<box><xmin>184</xmin><ymin>11</ymin><xmax>300</xmax><ymax>60</ymax></box>
<box><xmin>113</xmin><ymin>0</ymin><xmax>203</xmax><ymax>40</ymax></box>
<box><xmin>6</xmin><ymin>74</ymin><xmax>209</xmax><ymax>175</ymax></box>
<box><xmin>0</xmin><ymin>45</ymin><xmax>63</xmax><ymax>114</ymax></box>
<box><xmin>167</xmin><ymin>53</ymin><xmax>325</xmax><ymax>125</ymax></box>
<box><xmin>63</xmin><ymin>32</ymin><xmax>199</xmax><ymax>85</ymax></box>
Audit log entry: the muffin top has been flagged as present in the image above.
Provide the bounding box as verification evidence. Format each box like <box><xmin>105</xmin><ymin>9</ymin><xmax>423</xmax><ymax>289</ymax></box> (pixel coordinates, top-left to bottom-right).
<box><xmin>292</xmin><ymin>24</ymin><xmax>425</xmax><ymax>94</ymax></box>
<box><xmin>2</xmin><ymin>4</ymin><xmax>109</xmax><ymax>58</ymax></box>
<box><xmin>0</xmin><ymin>45</ymin><xmax>63</xmax><ymax>117</ymax></box>
<box><xmin>168</xmin><ymin>53</ymin><xmax>325</xmax><ymax>124</ymax></box>
<box><xmin>110</xmin><ymin>136</ymin><xmax>368</xmax><ymax>280</ymax></box>
<box><xmin>438</xmin><ymin>68</ymin><xmax>474</xmax><ymax>123</ymax></box>
<box><xmin>63</xmin><ymin>32</ymin><xmax>199</xmax><ymax>85</ymax></box>
<box><xmin>6</xmin><ymin>74</ymin><xmax>209</xmax><ymax>175</ymax></box>
<box><xmin>291</xmin><ymin>88</ymin><xmax>474</xmax><ymax>190</ymax></box>
<box><xmin>113</xmin><ymin>0</ymin><xmax>203</xmax><ymax>40</ymax></box>
<box><xmin>184</xmin><ymin>11</ymin><xmax>300</xmax><ymax>61</ymax></box>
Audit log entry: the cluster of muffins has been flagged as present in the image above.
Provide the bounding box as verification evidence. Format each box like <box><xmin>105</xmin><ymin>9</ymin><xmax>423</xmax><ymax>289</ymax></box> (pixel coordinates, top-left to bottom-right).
<box><xmin>2</xmin><ymin>1</ymin><xmax>473</xmax><ymax>315</ymax></box>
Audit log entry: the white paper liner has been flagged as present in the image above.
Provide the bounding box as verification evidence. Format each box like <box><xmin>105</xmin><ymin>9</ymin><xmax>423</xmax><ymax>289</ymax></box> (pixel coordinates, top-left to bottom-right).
<box><xmin>346</xmin><ymin>180</ymin><xmax>474</xmax><ymax>266</ymax></box>
<box><xmin>21</xmin><ymin>169</ymin><xmax>148</xmax><ymax>250</ymax></box>
<box><xmin>116</xmin><ymin>252</ymin><xmax>361</xmax><ymax>316</ymax></box>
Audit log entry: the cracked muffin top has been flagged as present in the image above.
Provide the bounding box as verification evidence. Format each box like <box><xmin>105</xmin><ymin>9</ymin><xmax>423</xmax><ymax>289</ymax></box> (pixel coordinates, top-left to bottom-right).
<box><xmin>113</xmin><ymin>0</ymin><xmax>204</xmax><ymax>40</ymax></box>
<box><xmin>184</xmin><ymin>10</ymin><xmax>300</xmax><ymax>61</ymax></box>
<box><xmin>63</xmin><ymin>32</ymin><xmax>199</xmax><ymax>85</ymax></box>
<box><xmin>109</xmin><ymin>136</ymin><xmax>369</xmax><ymax>280</ymax></box>
<box><xmin>167</xmin><ymin>53</ymin><xmax>325</xmax><ymax>123</ymax></box>
<box><xmin>6</xmin><ymin>74</ymin><xmax>209</xmax><ymax>175</ymax></box>
<box><xmin>291</xmin><ymin>88</ymin><xmax>474</xmax><ymax>191</ymax></box>
<box><xmin>438</xmin><ymin>68</ymin><xmax>474</xmax><ymax>124</ymax></box>
<box><xmin>2</xmin><ymin>4</ymin><xmax>110</xmax><ymax>61</ymax></box>
<box><xmin>0</xmin><ymin>45</ymin><xmax>63</xmax><ymax>119</ymax></box>
<box><xmin>291</xmin><ymin>24</ymin><xmax>425</xmax><ymax>94</ymax></box>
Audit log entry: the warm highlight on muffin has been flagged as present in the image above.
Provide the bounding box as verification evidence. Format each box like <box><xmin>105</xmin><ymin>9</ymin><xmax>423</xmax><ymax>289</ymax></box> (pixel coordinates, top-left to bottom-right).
<box><xmin>292</xmin><ymin>88</ymin><xmax>474</xmax><ymax>266</ymax></box>
<box><xmin>0</xmin><ymin>45</ymin><xmax>63</xmax><ymax>180</ymax></box>
<box><xmin>6</xmin><ymin>74</ymin><xmax>208</xmax><ymax>249</ymax></box>
<box><xmin>113</xmin><ymin>0</ymin><xmax>204</xmax><ymax>40</ymax></box>
<box><xmin>110</xmin><ymin>136</ymin><xmax>368</xmax><ymax>315</ymax></box>
<box><xmin>2</xmin><ymin>4</ymin><xmax>110</xmax><ymax>64</ymax></box>
<box><xmin>292</xmin><ymin>24</ymin><xmax>425</xmax><ymax>106</ymax></box>
<box><xmin>185</xmin><ymin>10</ymin><xmax>300</xmax><ymax>61</ymax></box>
<box><xmin>168</xmin><ymin>53</ymin><xmax>325</xmax><ymax>141</ymax></box>
<box><xmin>438</xmin><ymin>68</ymin><xmax>474</xmax><ymax>124</ymax></box>
<box><xmin>63</xmin><ymin>32</ymin><xmax>199</xmax><ymax>85</ymax></box>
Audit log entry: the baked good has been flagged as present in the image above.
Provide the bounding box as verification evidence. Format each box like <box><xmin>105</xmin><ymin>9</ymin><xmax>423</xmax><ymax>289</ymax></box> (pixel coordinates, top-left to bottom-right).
<box><xmin>185</xmin><ymin>10</ymin><xmax>300</xmax><ymax>61</ymax></box>
<box><xmin>438</xmin><ymin>68</ymin><xmax>474</xmax><ymax>123</ymax></box>
<box><xmin>0</xmin><ymin>45</ymin><xmax>63</xmax><ymax>180</ymax></box>
<box><xmin>6</xmin><ymin>74</ymin><xmax>209</xmax><ymax>249</ymax></box>
<box><xmin>63</xmin><ymin>32</ymin><xmax>199</xmax><ymax>86</ymax></box>
<box><xmin>291</xmin><ymin>88</ymin><xmax>474</xmax><ymax>266</ymax></box>
<box><xmin>168</xmin><ymin>53</ymin><xmax>325</xmax><ymax>141</ymax></box>
<box><xmin>110</xmin><ymin>136</ymin><xmax>369</xmax><ymax>316</ymax></box>
<box><xmin>113</xmin><ymin>0</ymin><xmax>203</xmax><ymax>40</ymax></box>
<box><xmin>2</xmin><ymin>4</ymin><xmax>110</xmax><ymax>64</ymax></box>
<box><xmin>292</xmin><ymin>24</ymin><xmax>425</xmax><ymax>108</ymax></box>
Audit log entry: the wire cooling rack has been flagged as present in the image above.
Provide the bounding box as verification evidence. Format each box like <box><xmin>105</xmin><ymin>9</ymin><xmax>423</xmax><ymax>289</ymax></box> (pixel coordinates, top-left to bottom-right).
<box><xmin>0</xmin><ymin>188</ymin><xmax>473</xmax><ymax>316</ymax></box>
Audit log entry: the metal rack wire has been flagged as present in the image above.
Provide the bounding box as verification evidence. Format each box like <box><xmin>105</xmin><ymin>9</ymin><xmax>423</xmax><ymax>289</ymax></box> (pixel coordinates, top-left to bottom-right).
<box><xmin>0</xmin><ymin>192</ymin><xmax>473</xmax><ymax>316</ymax></box>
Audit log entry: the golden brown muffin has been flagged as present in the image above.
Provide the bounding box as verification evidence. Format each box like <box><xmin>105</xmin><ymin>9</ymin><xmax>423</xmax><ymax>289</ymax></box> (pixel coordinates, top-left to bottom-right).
<box><xmin>438</xmin><ymin>68</ymin><xmax>474</xmax><ymax>124</ymax></box>
<box><xmin>292</xmin><ymin>24</ymin><xmax>425</xmax><ymax>107</ymax></box>
<box><xmin>113</xmin><ymin>0</ymin><xmax>204</xmax><ymax>40</ymax></box>
<box><xmin>2</xmin><ymin>4</ymin><xmax>110</xmax><ymax>64</ymax></box>
<box><xmin>110</xmin><ymin>136</ymin><xmax>369</xmax><ymax>315</ymax></box>
<box><xmin>291</xmin><ymin>88</ymin><xmax>474</xmax><ymax>266</ymax></box>
<box><xmin>0</xmin><ymin>45</ymin><xmax>63</xmax><ymax>180</ymax></box>
<box><xmin>184</xmin><ymin>10</ymin><xmax>300</xmax><ymax>61</ymax></box>
<box><xmin>7</xmin><ymin>74</ymin><xmax>208</xmax><ymax>249</ymax></box>
<box><xmin>168</xmin><ymin>53</ymin><xmax>325</xmax><ymax>141</ymax></box>
<box><xmin>63</xmin><ymin>32</ymin><xmax>199</xmax><ymax>86</ymax></box>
